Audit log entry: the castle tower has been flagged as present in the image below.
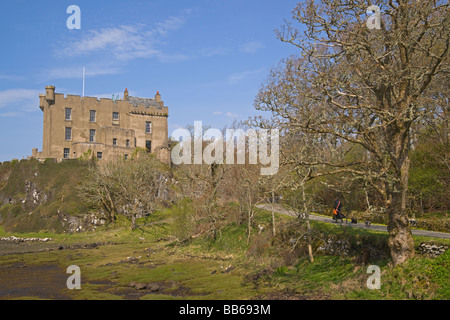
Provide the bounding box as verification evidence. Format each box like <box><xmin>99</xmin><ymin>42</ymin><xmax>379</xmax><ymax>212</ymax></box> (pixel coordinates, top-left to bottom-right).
<box><xmin>45</xmin><ymin>86</ymin><xmax>55</xmax><ymax>104</ymax></box>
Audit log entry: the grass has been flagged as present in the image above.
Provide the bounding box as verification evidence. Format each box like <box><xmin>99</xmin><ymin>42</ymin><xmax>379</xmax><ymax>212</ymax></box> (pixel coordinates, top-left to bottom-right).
<box><xmin>0</xmin><ymin>211</ymin><xmax>271</xmax><ymax>300</ymax></box>
<box><xmin>1</xmin><ymin>160</ymin><xmax>448</xmax><ymax>300</ymax></box>
<box><xmin>0</xmin><ymin>203</ymin><xmax>449</xmax><ymax>300</ymax></box>
<box><xmin>0</xmin><ymin>159</ymin><xmax>92</xmax><ymax>233</ymax></box>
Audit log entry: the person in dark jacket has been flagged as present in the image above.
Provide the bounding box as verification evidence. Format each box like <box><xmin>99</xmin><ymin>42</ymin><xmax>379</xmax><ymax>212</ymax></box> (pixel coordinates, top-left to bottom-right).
<box><xmin>333</xmin><ymin>198</ymin><xmax>344</xmax><ymax>222</ymax></box>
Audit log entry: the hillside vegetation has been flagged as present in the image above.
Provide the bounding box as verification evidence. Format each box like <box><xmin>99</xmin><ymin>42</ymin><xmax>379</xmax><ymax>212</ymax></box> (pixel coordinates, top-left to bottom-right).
<box><xmin>0</xmin><ymin>159</ymin><xmax>91</xmax><ymax>233</ymax></box>
<box><xmin>0</xmin><ymin>155</ymin><xmax>449</xmax><ymax>300</ymax></box>
<box><xmin>0</xmin><ymin>204</ymin><xmax>448</xmax><ymax>300</ymax></box>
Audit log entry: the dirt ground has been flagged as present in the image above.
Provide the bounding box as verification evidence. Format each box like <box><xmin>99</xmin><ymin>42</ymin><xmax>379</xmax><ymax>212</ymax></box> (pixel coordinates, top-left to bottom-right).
<box><xmin>0</xmin><ymin>263</ymin><xmax>71</xmax><ymax>300</ymax></box>
<box><xmin>0</xmin><ymin>240</ymin><xmax>82</xmax><ymax>300</ymax></box>
<box><xmin>0</xmin><ymin>239</ymin><xmax>325</xmax><ymax>300</ymax></box>
<box><xmin>0</xmin><ymin>240</ymin><xmax>217</xmax><ymax>300</ymax></box>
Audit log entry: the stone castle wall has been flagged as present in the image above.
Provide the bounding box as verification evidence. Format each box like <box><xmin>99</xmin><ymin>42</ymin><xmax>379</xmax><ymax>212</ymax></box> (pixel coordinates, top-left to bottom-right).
<box><xmin>32</xmin><ymin>86</ymin><xmax>170</xmax><ymax>164</ymax></box>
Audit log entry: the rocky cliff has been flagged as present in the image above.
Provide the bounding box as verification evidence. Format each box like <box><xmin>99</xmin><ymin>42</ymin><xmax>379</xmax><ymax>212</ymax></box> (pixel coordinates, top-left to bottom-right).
<box><xmin>0</xmin><ymin>159</ymin><xmax>107</xmax><ymax>233</ymax></box>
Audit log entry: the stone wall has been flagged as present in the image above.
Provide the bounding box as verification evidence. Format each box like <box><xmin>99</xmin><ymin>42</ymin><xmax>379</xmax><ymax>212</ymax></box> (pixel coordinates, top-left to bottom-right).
<box><xmin>417</xmin><ymin>242</ymin><xmax>448</xmax><ymax>257</ymax></box>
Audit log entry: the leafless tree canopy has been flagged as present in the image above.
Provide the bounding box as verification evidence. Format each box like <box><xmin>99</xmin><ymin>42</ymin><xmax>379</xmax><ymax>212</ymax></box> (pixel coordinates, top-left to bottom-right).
<box><xmin>79</xmin><ymin>152</ymin><xmax>171</xmax><ymax>230</ymax></box>
<box><xmin>250</xmin><ymin>0</ymin><xmax>449</xmax><ymax>265</ymax></box>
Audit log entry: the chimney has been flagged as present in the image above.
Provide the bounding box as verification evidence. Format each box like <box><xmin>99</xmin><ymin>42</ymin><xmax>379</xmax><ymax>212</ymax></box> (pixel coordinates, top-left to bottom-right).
<box><xmin>155</xmin><ymin>91</ymin><xmax>161</xmax><ymax>103</ymax></box>
<box><xmin>124</xmin><ymin>88</ymin><xmax>129</xmax><ymax>100</ymax></box>
<box><xmin>45</xmin><ymin>85</ymin><xmax>55</xmax><ymax>104</ymax></box>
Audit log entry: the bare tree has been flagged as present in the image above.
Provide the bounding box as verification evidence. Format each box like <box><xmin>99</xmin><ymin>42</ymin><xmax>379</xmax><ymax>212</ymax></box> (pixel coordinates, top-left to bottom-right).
<box><xmin>116</xmin><ymin>154</ymin><xmax>167</xmax><ymax>230</ymax></box>
<box><xmin>79</xmin><ymin>152</ymin><xmax>169</xmax><ymax>230</ymax></box>
<box><xmin>260</xmin><ymin>162</ymin><xmax>290</xmax><ymax>237</ymax></box>
<box><xmin>175</xmin><ymin>159</ymin><xmax>229</xmax><ymax>240</ymax></box>
<box><xmin>232</xmin><ymin>163</ymin><xmax>265</xmax><ymax>244</ymax></box>
<box><xmin>281</xmin><ymin>132</ymin><xmax>326</xmax><ymax>263</ymax></box>
<box><xmin>79</xmin><ymin>160</ymin><xmax>119</xmax><ymax>223</ymax></box>
<box><xmin>251</xmin><ymin>0</ymin><xmax>449</xmax><ymax>265</ymax></box>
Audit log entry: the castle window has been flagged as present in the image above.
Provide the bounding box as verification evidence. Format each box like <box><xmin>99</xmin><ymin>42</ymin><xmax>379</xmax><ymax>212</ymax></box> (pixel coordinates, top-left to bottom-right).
<box><xmin>113</xmin><ymin>138</ymin><xmax>117</xmax><ymax>146</ymax></box>
<box><xmin>65</xmin><ymin>127</ymin><xmax>72</xmax><ymax>141</ymax></box>
<box><xmin>97</xmin><ymin>152</ymin><xmax>103</xmax><ymax>160</ymax></box>
<box><xmin>90</xmin><ymin>110</ymin><xmax>96</xmax><ymax>122</ymax></box>
<box><xmin>64</xmin><ymin>148</ymin><xmax>70</xmax><ymax>159</ymax></box>
<box><xmin>145</xmin><ymin>121</ymin><xmax>152</xmax><ymax>134</ymax></box>
<box><xmin>126</xmin><ymin>139</ymin><xmax>130</xmax><ymax>148</ymax></box>
<box><xmin>113</xmin><ymin>112</ymin><xmax>119</xmax><ymax>120</ymax></box>
<box><xmin>146</xmin><ymin>140</ymin><xmax>152</xmax><ymax>153</ymax></box>
<box><xmin>65</xmin><ymin>108</ymin><xmax>72</xmax><ymax>121</ymax></box>
<box><xmin>89</xmin><ymin>129</ymin><xmax>96</xmax><ymax>142</ymax></box>
<box><xmin>124</xmin><ymin>154</ymin><xmax>128</xmax><ymax>160</ymax></box>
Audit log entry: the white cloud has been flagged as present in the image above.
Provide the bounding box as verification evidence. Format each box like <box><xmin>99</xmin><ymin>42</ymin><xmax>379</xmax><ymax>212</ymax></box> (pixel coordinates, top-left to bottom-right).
<box><xmin>43</xmin><ymin>66</ymin><xmax>123</xmax><ymax>81</ymax></box>
<box><xmin>55</xmin><ymin>12</ymin><xmax>190</xmax><ymax>63</ymax></box>
<box><xmin>155</xmin><ymin>15</ymin><xmax>186</xmax><ymax>36</ymax></box>
<box><xmin>225</xmin><ymin>111</ymin><xmax>240</xmax><ymax>118</ymax></box>
<box><xmin>227</xmin><ymin>69</ymin><xmax>264</xmax><ymax>85</ymax></box>
<box><xmin>213</xmin><ymin>111</ymin><xmax>241</xmax><ymax>118</ymax></box>
<box><xmin>0</xmin><ymin>111</ymin><xmax>25</xmax><ymax>117</ymax></box>
<box><xmin>200</xmin><ymin>47</ymin><xmax>231</xmax><ymax>57</ymax></box>
<box><xmin>57</xmin><ymin>25</ymin><xmax>159</xmax><ymax>61</ymax></box>
<box><xmin>170</xmin><ymin>123</ymin><xmax>185</xmax><ymax>131</ymax></box>
<box><xmin>0</xmin><ymin>74</ymin><xmax>24</xmax><ymax>81</ymax></box>
<box><xmin>240</xmin><ymin>41</ymin><xmax>265</xmax><ymax>54</ymax></box>
<box><xmin>0</xmin><ymin>89</ymin><xmax>40</xmax><ymax>112</ymax></box>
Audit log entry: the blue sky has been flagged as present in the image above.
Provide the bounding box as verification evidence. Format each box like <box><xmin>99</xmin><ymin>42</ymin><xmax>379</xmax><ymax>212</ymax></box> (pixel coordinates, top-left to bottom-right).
<box><xmin>0</xmin><ymin>0</ymin><xmax>300</xmax><ymax>162</ymax></box>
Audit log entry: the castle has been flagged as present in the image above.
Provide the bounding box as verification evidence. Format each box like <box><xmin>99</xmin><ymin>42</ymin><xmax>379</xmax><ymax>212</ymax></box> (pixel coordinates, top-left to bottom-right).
<box><xmin>31</xmin><ymin>86</ymin><xmax>170</xmax><ymax>164</ymax></box>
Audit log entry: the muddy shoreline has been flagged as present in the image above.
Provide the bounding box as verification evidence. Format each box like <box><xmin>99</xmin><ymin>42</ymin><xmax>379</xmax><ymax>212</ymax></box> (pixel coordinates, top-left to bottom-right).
<box><xmin>0</xmin><ymin>263</ymin><xmax>71</xmax><ymax>300</ymax></box>
<box><xmin>0</xmin><ymin>240</ymin><xmax>117</xmax><ymax>300</ymax></box>
<box><xmin>0</xmin><ymin>239</ymin><xmax>117</xmax><ymax>257</ymax></box>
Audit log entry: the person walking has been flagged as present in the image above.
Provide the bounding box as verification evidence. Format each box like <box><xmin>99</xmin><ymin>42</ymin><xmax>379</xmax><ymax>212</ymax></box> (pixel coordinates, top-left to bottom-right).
<box><xmin>332</xmin><ymin>198</ymin><xmax>344</xmax><ymax>222</ymax></box>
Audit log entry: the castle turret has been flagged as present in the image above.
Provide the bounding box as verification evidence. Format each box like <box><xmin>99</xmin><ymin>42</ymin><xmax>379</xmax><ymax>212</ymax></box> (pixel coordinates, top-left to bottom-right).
<box><xmin>45</xmin><ymin>86</ymin><xmax>55</xmax><ymax>104</ymax></box>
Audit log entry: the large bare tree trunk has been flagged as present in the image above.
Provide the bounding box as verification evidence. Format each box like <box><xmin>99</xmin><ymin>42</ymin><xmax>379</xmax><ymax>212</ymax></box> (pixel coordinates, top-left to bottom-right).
<box><xmin>387</xmin><ymin>198</ymin><xmax>415</xmax><ymax>265</ymax></box>
<box><xmin>387</xmin><ymin>132</ymin><xmax>415</xmax><ymax>265</ymax></box>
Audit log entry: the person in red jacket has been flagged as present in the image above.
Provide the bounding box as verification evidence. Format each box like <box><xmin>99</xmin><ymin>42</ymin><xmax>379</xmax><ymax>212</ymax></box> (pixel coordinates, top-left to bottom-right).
<box><xmin>332</xmin><ymin>198</ymin><xmax>344</xmax><ymax>222</ymax></box>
